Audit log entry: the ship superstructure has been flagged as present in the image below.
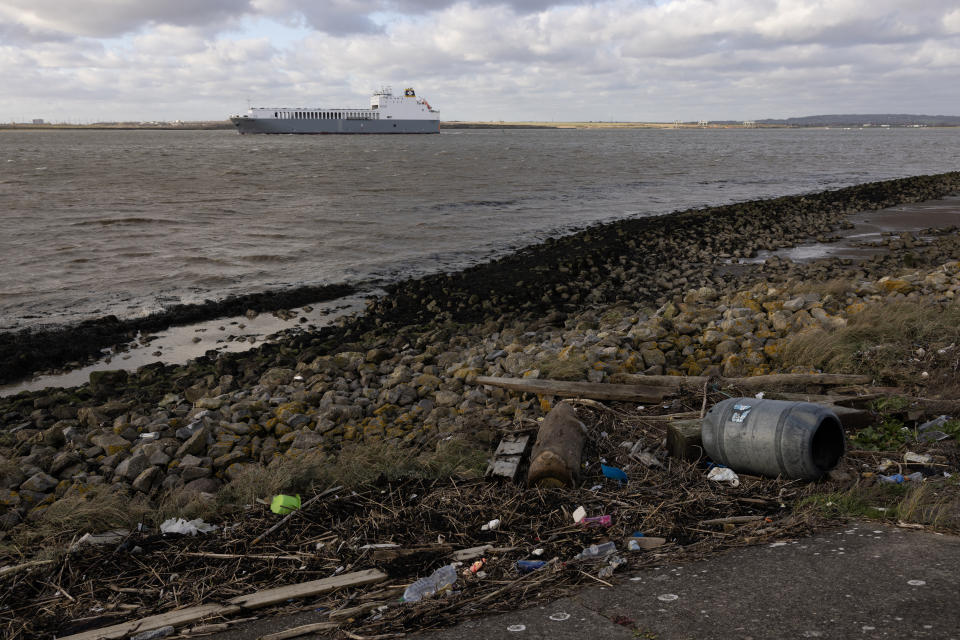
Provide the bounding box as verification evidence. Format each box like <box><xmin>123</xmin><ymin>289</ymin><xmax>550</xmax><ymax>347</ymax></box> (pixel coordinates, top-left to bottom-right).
<box><xmin>230</xmin><ymin>87</ymin><xmax>439</xmax><ymax>134</ymax></box>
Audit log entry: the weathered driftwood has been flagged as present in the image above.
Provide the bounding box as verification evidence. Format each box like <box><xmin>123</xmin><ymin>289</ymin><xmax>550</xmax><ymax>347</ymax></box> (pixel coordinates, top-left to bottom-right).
<box><xmin>527</xmin><ymin>402</ymin><xmax>587</xmax><ymax>488</ymax></box>
<box><xmin>59</xmin><ymin>569</ymin><xmax>388</xmax><ymax>640</ymax></box>
<box><xmin>369</xmin><ymin>544</ymin><xmax>452</xmax><ymax>562</ymax></box>
<box><xmin>625</xmin><ymin>536</ymin><xmax>667</xmax><ymax>549</ymax></box>
<box><xmin>665</xmin><ymin>419</ymin><xmax>703</xmax><ymax>461</ymax></box>
<box><xmin>612</xmin><ymin>372</ymin><xmax>872</xmax><ymax>390</ymax></box>
<box><xmin>700</xmin><ymin>515</ymin><xmax>766</xmax><ymax>526</ymax></box>
<box><xmin>475</xmin><ymin>376</ymin><xmax>667</xmax><ymax>403</ymax></box>
<box><xmin>485</xmin><ymin>434</ymin><xmax>531</xmax><ymax>481</ymax></box>
<box><xmin>260</xmin><ymin>622</ymin><xmax>339</xmax><ymax>640</ymax></box>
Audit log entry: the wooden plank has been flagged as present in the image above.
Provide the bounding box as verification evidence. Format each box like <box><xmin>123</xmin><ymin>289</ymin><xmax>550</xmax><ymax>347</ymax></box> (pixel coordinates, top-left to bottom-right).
<box><xmin>494</xmin><ymin>435</ymin><xmax>529</xmax><ymax>457</ymax></box>
<box><xmin>228</xmin><ymin>569</ymin><xmax>388</xmax><ymax>609</ymax></box>
<box><xmin>60</xmin><ymin>569</ymin><xmax>387</xmax><ymax>640</ymax></box>
<box><xmin>260</xmin><ymin>622</ymin><xmax>339</xmax><ymax>640</ymax></box>
<box><xmin>475</xmin><ymin>376</ymin><xmax>667</xmax><ymax>403</ymax></box>
<box><xmin>60</xmin><ymin>604</ymin><xmax>242</xmax><ymax>640</ymax></box>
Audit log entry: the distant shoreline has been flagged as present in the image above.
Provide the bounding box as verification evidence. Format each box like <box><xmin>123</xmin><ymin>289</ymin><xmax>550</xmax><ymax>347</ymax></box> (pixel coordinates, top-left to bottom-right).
<box><xmin>2</xmin><ymin>121</ymin><xmax>957</xmax><ymax>132</ymax></box>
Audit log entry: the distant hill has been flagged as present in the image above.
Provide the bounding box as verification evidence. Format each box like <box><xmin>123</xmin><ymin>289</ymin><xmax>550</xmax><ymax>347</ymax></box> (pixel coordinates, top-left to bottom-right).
<box><xmin>757</xmin><ymin>114</ymin><xmax>960</xmax><ymax>127</ymax></box>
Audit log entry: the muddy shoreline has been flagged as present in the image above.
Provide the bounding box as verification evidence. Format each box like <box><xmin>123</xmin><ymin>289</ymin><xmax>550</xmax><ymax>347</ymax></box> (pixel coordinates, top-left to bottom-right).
<box><xmin>1</xmin><ymin>171</ymin><xmax>959</xmax><ymax>406</ymax></box>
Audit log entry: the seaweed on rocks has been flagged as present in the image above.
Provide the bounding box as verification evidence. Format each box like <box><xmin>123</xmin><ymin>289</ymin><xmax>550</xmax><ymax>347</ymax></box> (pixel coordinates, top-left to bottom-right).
<box><xmin>0</xmin><ymin>283</ymin><xmax>355</xmax><ymax>386</ymax></box>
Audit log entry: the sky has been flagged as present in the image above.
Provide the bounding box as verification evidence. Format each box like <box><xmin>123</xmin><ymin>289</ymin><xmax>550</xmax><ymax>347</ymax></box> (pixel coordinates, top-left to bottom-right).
<box><xmin>1</xmin><ymin>0</ymin><xmax>959</xmax><ymax>123</ymax></box>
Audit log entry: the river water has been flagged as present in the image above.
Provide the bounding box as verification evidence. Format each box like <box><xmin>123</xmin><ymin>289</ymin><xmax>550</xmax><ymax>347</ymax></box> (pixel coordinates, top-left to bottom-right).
<box><xmin>2</xmin><ymin>127</ymin><xmax>960</xmax><ymax>331</ymax></box>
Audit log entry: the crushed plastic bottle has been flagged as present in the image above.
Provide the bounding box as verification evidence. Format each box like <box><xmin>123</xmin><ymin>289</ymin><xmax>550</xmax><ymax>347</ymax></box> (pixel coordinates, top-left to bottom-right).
<box><xmin>575</xmin><ymin>541</ymin><xmax>617</xmax><ymax>560</ymax></box>
<box><xmin>402</xmin><ymin>564</ymin><xmax>457</xmax><ymax>603</ymax></box>
<box><xmin>879</xmin><ymin>473</ymin><xmax>905</xmax><ymax>484</ymax></box>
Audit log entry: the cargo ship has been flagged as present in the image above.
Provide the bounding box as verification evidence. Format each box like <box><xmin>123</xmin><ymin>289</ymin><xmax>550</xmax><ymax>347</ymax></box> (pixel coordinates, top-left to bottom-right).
<box><xmin>229</xmin><ymin>87</ymin><xmax>439</xmax><ymax>134</ymax></box>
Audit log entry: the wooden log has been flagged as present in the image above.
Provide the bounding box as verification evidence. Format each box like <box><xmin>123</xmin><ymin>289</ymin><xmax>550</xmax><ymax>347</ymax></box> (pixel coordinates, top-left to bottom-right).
<box><xmin>475</xmin><ymin>376</ymin><xmax>667</xmax><ymax>403</ymax></box>
<box><xmin>665</xmin><ymin>419</ymin><xmax>703</xmax><ymax>461</ymax></box>
<box><xmin>527</xmin><ymin>402</ymin><xmax>587</xmax><ymax>488</ymax></box>
<box><xmin>612</xmin><ymin>372</ymin><xmax>872</xmax><ymax>390</ymax></box>
<box><xmin>59</xmin><ymin>569</ymin><xmax>387</xmax><ymax>640</ymax></box>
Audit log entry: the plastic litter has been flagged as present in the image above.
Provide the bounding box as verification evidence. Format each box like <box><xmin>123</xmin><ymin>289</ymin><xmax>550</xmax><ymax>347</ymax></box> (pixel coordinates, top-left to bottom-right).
<box><xmin>580</xmin><ymin>515</ymin><xmax>613</xmax><ymax>528</ymax></box>
<box><xmin>71</xmin><ymin>529</ymin><xmax>130</xmax><ymax>550</ymax></box>
<box><xmin>918</xmin><ymin>416</ymin><xmax>953</xmax><ymax>442</ymax></box>
<box><xmin>904</xmin><ymin>452</ymin><xmax>933</xmax><ymax>464</ymax></box>
<box><xmin>270</xmin><ymin>494</ymin><xmax>301</xmax><ymax>515</ymax></box>
<box><xmin>159</xmin><ymin>518</ymin><xmax>217</xmax><ymax>536</ymax></box>
<box><xmin>598</xmin><ymin>555</ymin><xmax>626</xmax><ymax>579</ymax></box>
<box><xmin>601</xmin><ymin>464</ymin><xmax>628</xmax><ymax>483</ymax></box>
<box><xmin>481</xmin><ymin>519</ymin><xmax>501</xmax><ymax>531</ymax></box>
<box><xmin>707</xmin><ymin>466</ymin><xmax>741</xmax><ymax>487</ymax></box>
<box><xmin>516</xmin><ymin>560</ymin><xmax>547</xmax><ymax>573</ymax></box>
<box><xmin>403</xmin><ymin>564</ymin><xmax>457</xmax><ymax>602</ymax></box>
<box><xmin>574</xmin><ymin>541</ymin><xmax>617</xmax><ymax>561</ymax></box>
<box><xmin>572</xmin><ymin>506</ymin><xmax>587</xmax><ymax>523</ymax></box>
<box><xmin>879</xmin><ymin>472</ymin><xmax>922</xmax><ymax>484</ymax></box>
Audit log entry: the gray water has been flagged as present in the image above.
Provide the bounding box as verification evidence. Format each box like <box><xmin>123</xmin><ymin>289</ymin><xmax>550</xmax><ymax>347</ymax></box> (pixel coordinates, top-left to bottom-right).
<box><xmin>2</xmin><ymin>127</ymin><xmax>959</xmax><ymax>331</ymax></box>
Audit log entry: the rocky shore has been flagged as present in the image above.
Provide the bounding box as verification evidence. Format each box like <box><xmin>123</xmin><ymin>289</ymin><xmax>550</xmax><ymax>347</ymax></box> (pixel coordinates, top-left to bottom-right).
<box><xmin>2</xmin><ymin>171</ymin><xmax>960</xmax><ymax>533</ymax></box>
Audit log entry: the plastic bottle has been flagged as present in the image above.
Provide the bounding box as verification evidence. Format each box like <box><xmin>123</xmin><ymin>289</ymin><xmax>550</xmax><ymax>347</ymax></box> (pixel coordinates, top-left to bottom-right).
<box><xmin>879</xmin><ymin>473</ymin><xmax>905</xmax><ymax>484</ymax></box>
<box><xmin>575</xmin><ymin>541</ymin><xmax>617</xmax><ymax>560</ymax></box>
<box><xmin>517</xmin><ymin>560</ymin><xmax>547</xmax><ymax>573</ymax></box>
<box><xmin>402</xmin><ymin>564</ymin><xmax>457</xmax><ymax>603</ymax></box>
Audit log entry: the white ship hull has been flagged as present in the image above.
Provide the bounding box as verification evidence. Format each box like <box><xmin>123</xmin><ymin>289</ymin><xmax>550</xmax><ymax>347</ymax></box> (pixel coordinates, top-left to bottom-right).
<box><xmin>230</xmin><ymin>86</ymin><xmax>440</xmax><ymax>135</ymax></box>
<box><xmin>231</xmin><ymin>116</ymin><xmax>439</xmax><ymax>135</ymax></box>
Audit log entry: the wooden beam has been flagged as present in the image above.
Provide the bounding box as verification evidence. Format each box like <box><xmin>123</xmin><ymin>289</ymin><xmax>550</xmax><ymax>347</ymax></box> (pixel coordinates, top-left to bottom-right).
<box><xmin>59</xmin><ymin>569</ymin><xmax>387</xmax><ymax>640</ymax></box>
<box><xmin>612</xmin><ymin>372</ymin><xmax>872</xmax><ymax>390</ymax></box>
<box><xmin>475</xmin><ymin>376</ymin><xmax>667</xmax><ymax>403</ymax></box>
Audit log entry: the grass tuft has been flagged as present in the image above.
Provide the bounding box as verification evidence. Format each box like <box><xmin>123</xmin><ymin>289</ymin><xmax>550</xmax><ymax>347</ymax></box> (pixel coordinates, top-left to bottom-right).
<box><xmin>779</xmin><ymin>300</ymin><xmax>960</xmax><ymax>390</ymax></box>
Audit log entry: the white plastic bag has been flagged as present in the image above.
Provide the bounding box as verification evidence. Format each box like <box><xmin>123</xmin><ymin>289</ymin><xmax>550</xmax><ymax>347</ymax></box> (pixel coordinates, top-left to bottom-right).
<box><xmin>160</xmin><ymin>517</ymin><xmax>218</xmax><ymax>536</ymax></box>
<box><xmin>707</xmin><ymin>467</ymin><xmax>741</xmax><ymax>487</ymax></box>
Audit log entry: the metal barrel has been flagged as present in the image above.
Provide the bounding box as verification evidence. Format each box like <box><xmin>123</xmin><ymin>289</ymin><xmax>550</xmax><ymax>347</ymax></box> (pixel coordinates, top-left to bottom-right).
<box><xmin>701</xmin><ymin>397</ymin><xmax>845</xmax><ymax>480</ymax></box>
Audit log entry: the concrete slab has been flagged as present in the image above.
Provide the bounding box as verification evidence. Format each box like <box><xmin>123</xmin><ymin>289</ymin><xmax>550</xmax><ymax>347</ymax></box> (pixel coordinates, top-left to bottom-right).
<box><xmin>415</xmin><ymin>523</ymin><xmax>960</xmax><ymax>640</ymax></box>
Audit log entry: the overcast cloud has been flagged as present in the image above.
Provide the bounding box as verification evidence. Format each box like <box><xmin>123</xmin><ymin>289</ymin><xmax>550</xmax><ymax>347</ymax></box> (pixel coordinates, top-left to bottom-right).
<box><xmin>0</xmin><ymin>0</ymin><xmax>958</xmax><ymax>122</ymax></box>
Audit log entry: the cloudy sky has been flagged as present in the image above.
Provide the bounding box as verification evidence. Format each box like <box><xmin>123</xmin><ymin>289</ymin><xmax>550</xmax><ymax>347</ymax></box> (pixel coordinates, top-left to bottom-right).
<box><xmin>1</xmin><ymin>0</ymin><xmax>959</xmax><ymax>123</ymax></box>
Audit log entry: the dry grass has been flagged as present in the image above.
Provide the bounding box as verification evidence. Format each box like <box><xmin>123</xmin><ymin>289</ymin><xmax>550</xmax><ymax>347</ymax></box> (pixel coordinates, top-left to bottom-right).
<box><xmin>779</xmin><ymin>300</ymin><xmax>960</xmax><ymax>390</ymax></box>
<box><xmin>1</xmin><ymin>486</ymin><xmax>154</xmax><ymax>561</ymax></box>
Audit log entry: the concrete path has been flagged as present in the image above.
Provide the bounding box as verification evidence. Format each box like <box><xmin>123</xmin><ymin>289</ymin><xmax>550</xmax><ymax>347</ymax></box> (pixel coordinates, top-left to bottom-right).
<box><xmin>420</xmin><ymin>523</ymin><xmax>959</xmax><ymax>640</ymax></box>
<box><xmin>215</xmin><ymin>522</ymin><xmax>960</xmax><ymax>640</ymax></box>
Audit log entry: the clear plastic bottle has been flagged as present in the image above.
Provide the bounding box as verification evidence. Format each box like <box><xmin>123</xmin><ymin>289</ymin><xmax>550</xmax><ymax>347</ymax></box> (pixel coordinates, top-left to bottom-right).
<box><xmin>402</xmin><ymin>564</ymin><xmax>457</xmax><ymax>602</ymax></box>
<box><xmin>575</xmin><ymin>541</ymin><xmax>617</xmax><ymax>560</ymax></box>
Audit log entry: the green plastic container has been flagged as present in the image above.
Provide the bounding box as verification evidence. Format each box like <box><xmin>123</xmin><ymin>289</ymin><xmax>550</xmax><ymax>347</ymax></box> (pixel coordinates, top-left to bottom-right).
<box><xmin>270</xmin><ymin>494</ymin><xmax>301</xmax><ymax>515</ymax></box>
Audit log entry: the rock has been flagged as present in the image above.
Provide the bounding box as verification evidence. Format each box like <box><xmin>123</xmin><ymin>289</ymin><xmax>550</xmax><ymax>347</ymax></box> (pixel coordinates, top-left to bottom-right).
<box><xmin>781</xmin><ymin>296</ymin><xmax>806</xmax><ymax>312</ymax></box>
<box><xmin>195</xmin><ymin>396</ymin><xmax>225</xmax><ymax>410</ymax></box>
<box><xmin>183</xmin><ymin>478</ymin><xmax>221</xmax><ymax>494</ymax></box>
<box><xmin>290</xmin><ymin>429</ymin><xmax>324</xmax><ymax>450</ymax></box>
<box><xmin>115</xmin><ymin>454</ymin><xmax>150</xmax><ymax>481</ymax></box>
<box><xmin>91</xmin><ymin>432</ymin><xmax>132</xmax><ymax>456</ymax></box>
<box><xmin>20</xmin><ymin>472</ymin><xmax>58</xmax><ymax>494</ymax></box>
<box><xmin>175</xmin><ymin>426</ymin><xmax>209</xmax><ymax>458</ymax></box>
<box><xmin>213</xmin><ymin>450</ymin><xmax>247</xmax><ymax>469</ymax></box>
<box><xmin>260</xmin><ymin>368</ymin><xmax>295</xmax><ymax>388</ymax></box>
<box><xmin>435</xmin><ymin>390</ymin><xmax>461</xmax><ymax>407</ymax></box>
<box><xmin>131</xmin><ymin>466</ymin><xmax>162</xmax><ymax>493</ymax></box>
<box><xmin>89</xmin><ymin>369</ymin><xmax>128</xmax><ymax>395</ymax></box>
<box><xmin>180</xmin><ymin>466</ymin><xmax>212</xmax><ymax>482</ymax></box>
<box><xmin>50</xmin><ymin>451</ymin><xmax>82</xmax><ymax>476</ymax></box>
<box><xmin>77</xmin><ymin>407</ymin><xmax>108</xmax><ymax>429</ymax></box>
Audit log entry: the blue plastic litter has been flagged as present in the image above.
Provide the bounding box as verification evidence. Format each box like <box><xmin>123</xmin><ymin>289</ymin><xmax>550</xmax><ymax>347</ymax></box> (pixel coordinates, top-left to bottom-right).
<box><xmin>629</xmin><ymin>531</ymin><xmax>645</xmax><ymax>538</ymax></box>
<box><xmin>601</xmin><ymin>464</ymin><xmax>628</xmax><ymax>483</ymax></box>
